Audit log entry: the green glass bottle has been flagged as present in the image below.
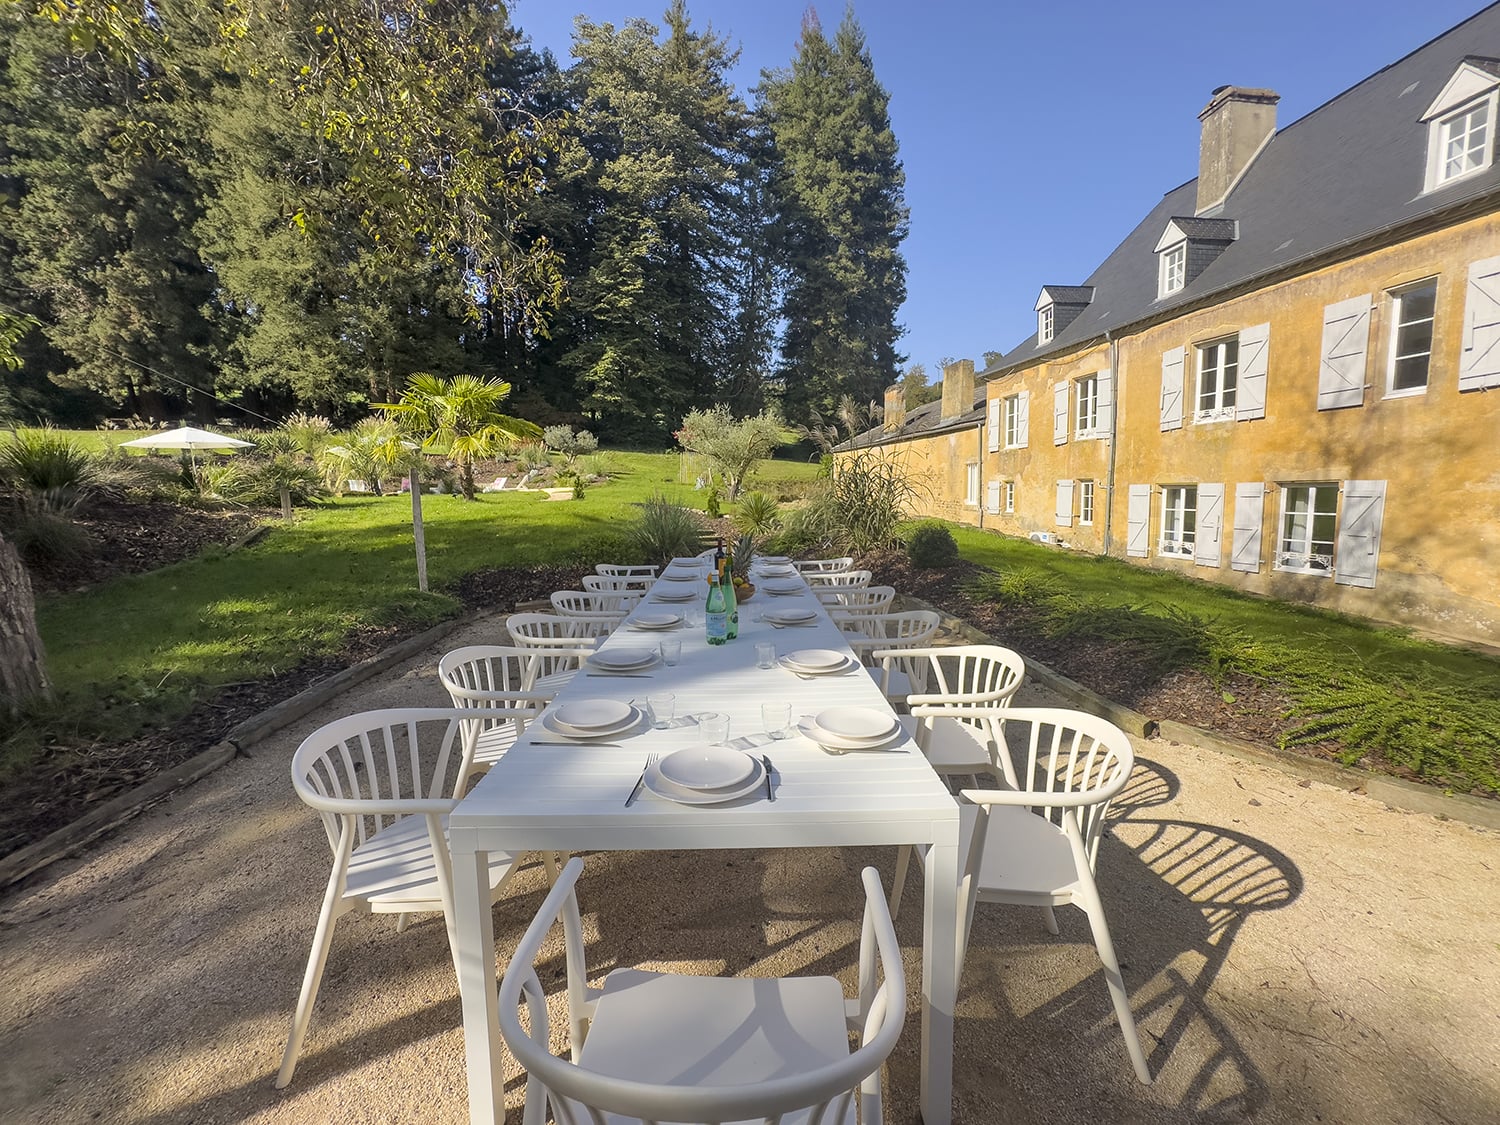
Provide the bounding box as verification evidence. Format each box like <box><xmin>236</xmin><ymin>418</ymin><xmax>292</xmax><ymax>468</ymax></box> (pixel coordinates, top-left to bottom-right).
<box><xmin>705</xmin><ymin>573</ymin><xmax>728</xmax><ymax>646</ymax></box>
<box><xmin>721</xmin><ymin>558</ymin><xmax>739</xmax><ymax>640</ymax></box>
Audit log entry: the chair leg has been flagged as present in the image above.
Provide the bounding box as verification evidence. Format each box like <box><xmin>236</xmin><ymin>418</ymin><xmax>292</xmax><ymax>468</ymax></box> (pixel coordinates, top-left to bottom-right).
<box><xmin>1075</xmin><ymin>894</ymin><xmax>1152</xmax><ymax>1084</ymax></box>
<box><xmin>395</xmin><ymin>912</ymin><xmax>411</xmax><ymax>934</ymax></box>
<box><xmin>542</xmin><ymin>851</ymin><xmax>563</xmax><ymax>885</ymax></box>
<box><xmin>276</xmin><ymin>894</ymin><xmax>346</xmax><ymax>1088</ymax></box>
<box><xmin>1041</xmin><ymin>904</ymin><xmax>1059</xmax><ymax>935</ymax></box>
<box><xmin>890</xmin><ymin>845</ymin><xmax>913</xmax><ymax>919</ymax></box>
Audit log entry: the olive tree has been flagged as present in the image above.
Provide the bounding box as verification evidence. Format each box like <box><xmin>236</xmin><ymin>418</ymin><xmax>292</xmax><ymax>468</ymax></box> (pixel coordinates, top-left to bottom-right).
<box><xmin>675</xmin><ymin>407</ymin><xmax>785</xmax><ymax>500</ymax></box>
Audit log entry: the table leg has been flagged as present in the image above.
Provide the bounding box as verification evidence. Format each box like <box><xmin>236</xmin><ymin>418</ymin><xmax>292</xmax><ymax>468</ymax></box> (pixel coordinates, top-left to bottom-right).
<box><xmin>921</xmin><ymin>842</ymin><xmax>959</xmax><ymax>1125</ymax></box>
<box><xmin>453</xmin><ymin>845</ymin><xmax>504</xmax><ymax>1125</ymax></box>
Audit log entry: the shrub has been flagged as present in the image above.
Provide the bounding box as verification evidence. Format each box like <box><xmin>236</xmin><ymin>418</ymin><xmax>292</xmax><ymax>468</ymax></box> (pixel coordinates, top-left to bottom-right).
<box><xmin>282</xmin><ymin>411</ymin><xmax>334</xmax><ymax>456</ymax></box>
<box><xmin>968</xmin><ymin>565</ymin><xmax>1065</xmax><ymax>606</ymax></box>
<box><xmin>576</xmin><ymin>452</ymin><xmax>613</xmax><ymax>480</ymax></box>
<box><xmin>543</xmin><ymin>425</ymin><xmax>598</xmax><ymax>462</ymax></box>
<box><xmin>627</xmin><ymin>493</ymin><xmax>705</xmax><ymax>566</ymax></box>
<box><xmin>518</xmin><ymin>442</ymin><xmax>553</xmax><ymax>472</ymax></box>
<box><xmin>5</xmin><ymin>508</ymin><xmax>90</xmax><ymax>563</ymax></box>
<box><xmin>796</xmin><ymin>452</ymin><xmax>921</xmax><ymax>553</ymax></box>
<box><xmin>0</xmin><ymin>428</ymin><xmax>101</xmax><ymax>514</ymax></box>
<box><xmin>733</xmin><ymin>490</ymin><xmax>781</xmax><ymax>536</ymax></box>
<box><xmin>704</xmin><ymin>480</ymin><xmax>723</xmax><ymax>518</ymax></box>
<box><xmin>907</xmin><ymin>521</ymin><xmax>959</xmax><ymax>569</ymax></box>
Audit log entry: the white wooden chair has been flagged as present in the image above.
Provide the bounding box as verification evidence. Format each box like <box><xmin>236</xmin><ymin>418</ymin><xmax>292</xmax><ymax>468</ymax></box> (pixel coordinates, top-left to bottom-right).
<box><xmin>437</xmin><ymin>646</ymin><xmax>563</xmax><ymax>775</ymax></box>
<box><xmin>277</xmin><ymin>708</ymin><xmax>526</xmax><ymax>1087</ymax></box>
<box><xmin>583</xmin><ymin>573</ymin><xmax>653</xmax><ymax>598</ymax></box>
<box><xmin>826</xmin><ymin>585</ymin><xmax>897</xmax><ymax>625</ymax></box>
<box><xmin>806</xmin><ymin>568</ymin><xmax>873</xmax><ymax>590</ymax></box>
<box><xmin>506</xmin><ymin>612</ymin><xmax>608</xmax><ymax>692</ymax></box>
<box><xmin>499</xmin><ymin>858</ymin><xmax>906</xmax><ymax>1125</ymax></box>
<box><xmin>551</xmin><ymin>590</ymin><xmax>637</xmax><ymax>620</ymax></box>
<box><xmin>795</xmin><ymin>556</ymin><xmax>854</xmax><ymax>574</ymax></box>
<box><xmin>842</xmin><ymin>610</ymin><xmax>942</xmax><ymax>701</ymax></box>
<box><xmin>596</xmin><ymin>563</ymin><xmax>659</xmax><ymax>582</ymax></box>
<box><xmin>889</xmin><ymin>706</ymin><xmax>1151</xmax><ymax>1084</ymax></box>
<box><xmin>885</xmin><ymin>645</ymin><xmax>1026</xmax><ymax>778</ymax></box>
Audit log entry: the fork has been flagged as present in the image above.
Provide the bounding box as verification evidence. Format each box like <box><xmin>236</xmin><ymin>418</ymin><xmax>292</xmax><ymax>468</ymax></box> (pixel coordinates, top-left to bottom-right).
<box><xmin>624</xmin><ymin>753</ymin><xmax>659</xmax><ymax>806</ymax></box>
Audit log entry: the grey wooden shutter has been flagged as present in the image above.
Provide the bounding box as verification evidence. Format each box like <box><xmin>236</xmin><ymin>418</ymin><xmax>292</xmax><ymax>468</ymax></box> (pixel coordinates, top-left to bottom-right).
<box><xmin>986</xmin><ymin>479</ymin><xmax>1000</xmax><ymax>514</ymax></box>
<box><xmin>1231</xmin><ymin>483</ymin><xmax>1264</xmax><ymax>573</ymax></box>
<box><xmin>1237</xmin><ymin>323</ymin><xmax>1270</xmax><ymax>421</ymax></box>
<box><xmin>987</xmin><ymin>398</ymin><xmax>1001</xmax><ymax>452</ymax></box>
<box><xmin>1055</xmin><ymin>479</ymin><xmax>1074</xmax><ymax>527</ymax></box>
<box><xmin>1318</xmin><ymin>297</ymin><xmax>1371</xmax><ymax>410</ymax></box>
<box><xmin>1053</xmin><ymin>382</ymin><xmax>1069</xmax><ymax>445</ymax></box>
<box><xmin>1194</xmin><ymin>482</ymin><xmax>1225</xmax><ymax>567</ymax></box>
<box><xmin>1160</xmin><ymin>347</ymin><xmax>1184</xmax><ymax>431</ymax></box>
<box><xmin>1097</xmin><ymin>369</ymin><xmax>1115</xmax><ymax>435</ymax></box>
<box><xmin>1335</xmin><ymin>480</ymin><xmax>1386</xmax><ymax>589</ymax></box>
<box><xmin>1459</xmin><ymin>254</ymin><xmax>1500</xmax><ymax>392</ymax></box>
<box><xmin>1126</xmin><ymin>485</ymin><xmax>1151</xmax><ymax>557</ymax></box>
<box><xmin>1016</xmin><ymin>390</ymin><xmax>1030</xmax><ymax>447</ymax></box>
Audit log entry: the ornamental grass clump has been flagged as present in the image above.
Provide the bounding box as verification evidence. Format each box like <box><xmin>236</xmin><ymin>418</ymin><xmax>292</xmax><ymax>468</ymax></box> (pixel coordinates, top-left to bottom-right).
<box><xmin>627</xmin><ymin>493</ymin><xmax>704</xmax><ymax>567</ymax></box>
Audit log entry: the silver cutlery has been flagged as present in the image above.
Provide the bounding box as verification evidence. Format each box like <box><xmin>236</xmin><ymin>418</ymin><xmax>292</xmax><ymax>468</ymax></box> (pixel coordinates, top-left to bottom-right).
<box><xmin>585</xmin><ymin>672</ymin><xmax>656</xmax><ymax>678</ymax></box>
<box><xmin>761</xmin><ymin>754</ymin><xmax>774</xmax><ymax>802</ymax></box>
<box><xmin>624</xmin><ymin>753</ymin><xmax>659</xmax><ymax>806</ymax></box>
<box><xmin>534</xmin><ymin>739</ymin><xmax>623</xmax><ymax>747</ymax></box>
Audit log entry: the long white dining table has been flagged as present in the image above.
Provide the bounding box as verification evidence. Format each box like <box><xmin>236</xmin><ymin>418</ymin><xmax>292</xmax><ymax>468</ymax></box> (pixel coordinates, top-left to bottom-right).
<box><xmin>447</xmin><ymin>560</ymin><xmax>962</xmax><ymax>1124</ymax></box>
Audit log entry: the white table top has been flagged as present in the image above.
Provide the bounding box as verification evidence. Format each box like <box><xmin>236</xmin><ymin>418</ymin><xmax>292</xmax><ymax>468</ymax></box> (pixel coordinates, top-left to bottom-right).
<box><xmin>449</xmin><ymin>562</ymin><xmax>958</xmax><ymax>852</ymax></box>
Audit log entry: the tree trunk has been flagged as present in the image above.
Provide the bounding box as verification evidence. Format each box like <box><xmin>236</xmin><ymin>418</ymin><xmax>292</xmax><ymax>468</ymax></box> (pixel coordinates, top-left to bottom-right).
<box><xmin>0</xmin><ymin>532</ymin><xmax>51</xmax><ymax>716</ymax></box>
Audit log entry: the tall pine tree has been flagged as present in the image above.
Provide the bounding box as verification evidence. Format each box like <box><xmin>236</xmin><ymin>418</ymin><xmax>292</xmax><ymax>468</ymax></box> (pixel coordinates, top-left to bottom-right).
<box><xmin>759</xmin><ymin>6</ymin><xmax>908</xmax><ymax>419</ymax></box>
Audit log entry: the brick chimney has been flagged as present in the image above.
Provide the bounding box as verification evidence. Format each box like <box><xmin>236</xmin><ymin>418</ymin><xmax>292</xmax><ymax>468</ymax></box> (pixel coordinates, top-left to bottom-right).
<box><xmin>1196</xmin><ymin>86</ymin><xmax>1278</xmax><ymax>214</ymax></box>
<box><xmin>882</xmin><ymin>384</ymin><xmax>905</xmax><ymax>433</ymax></box>
<box><xmin>940</xmin><ymin>359</ymin><xmax>975</xmax><ymax>424</ymax></box>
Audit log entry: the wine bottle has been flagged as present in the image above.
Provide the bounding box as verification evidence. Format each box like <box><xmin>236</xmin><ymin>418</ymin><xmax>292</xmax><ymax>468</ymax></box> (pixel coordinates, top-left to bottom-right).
<box><xmin>705</xmin><ymin>572</ymin><xmax>728</xmax><ymax>646</ymax></box>
<box><xmin>713</xmin><ymin>537</ymin><xmax>725</xmax><ymax>572</ymax></box>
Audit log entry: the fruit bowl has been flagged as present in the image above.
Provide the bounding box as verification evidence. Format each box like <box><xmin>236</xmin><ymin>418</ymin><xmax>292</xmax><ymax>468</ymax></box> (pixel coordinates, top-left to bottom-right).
<box><xmin>735</xmin><ymin>582</ymin><xmax>756</xmax><ymax>601</ymax></box>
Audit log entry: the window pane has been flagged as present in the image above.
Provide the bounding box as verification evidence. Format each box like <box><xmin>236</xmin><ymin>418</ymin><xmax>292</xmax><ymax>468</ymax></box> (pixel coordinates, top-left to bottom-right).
<box><xmin>1400</xmin><ymin>285</ymin><xmax>1436</xmax><ymax>323</ymax></box>
<box><xmin>1392</xmin><ymin>354</ymin><xmax>1430</xmax><ymax>390</ymax></box>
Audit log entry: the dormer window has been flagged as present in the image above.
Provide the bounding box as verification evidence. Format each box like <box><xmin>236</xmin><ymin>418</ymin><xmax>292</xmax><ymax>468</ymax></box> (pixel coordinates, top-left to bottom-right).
<box><xmin>1422</xmin><ymin>57</ymin><xmax>1500</xmax><ymax>193</ymax></box>
<box><xmin>1033</xmin><ymin>286</ymin><xmax>1093</xmax><ymax>346</ymax></box>
<box><xmin>1159</xmin><ymin>242</ymin><xmax>1186</xmax><ymax>297</ymax></box>
<box><xmin>1038</xmin><ymin>303</ymin><xmax>1054</xmax><ymax>343</ymax></box>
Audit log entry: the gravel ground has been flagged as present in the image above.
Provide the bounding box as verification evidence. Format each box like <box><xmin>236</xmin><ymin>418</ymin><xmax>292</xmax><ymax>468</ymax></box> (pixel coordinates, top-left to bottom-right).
<box><xmin>2</xmin><ymin>618</ymin><xmax>1498</xmax><ymax>1124</ymax></box>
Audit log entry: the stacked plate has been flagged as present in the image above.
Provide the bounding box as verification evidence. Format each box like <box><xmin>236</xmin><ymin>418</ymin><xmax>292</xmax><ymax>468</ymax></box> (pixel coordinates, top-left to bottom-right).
<box><xmin>653</xmin><ymin>587</ymin><xmax>699</xmax><ymax>603</ymax></box>
<box><xmin>762</xmin><ymin>580</ymin><xmax>804</xmax><ymax>596</ymax></box>
<box><xmin>758</xmin><ymin>555</ymin><xmax>791</xmax><ymax>564</ymax></box>
<box><xmin>543</xmin><ymin>699</ymin><xmax>644</xmax><ymax>740</ymax></box>
<box><xmin>644</xmin><ymin>745</ymin><xmax>766</xmax><ymax>805</ymax></box>
<box><xmin>778</xmin><ymin>647</ymin><xmax>855</xmax><ymax>675</ymax></box>
<box><xmin>631</xmin><ymin>611</ymin><xmax>682</xmax><ymax>631</ymax></box>
<box><xmin>765</xmin><ymin>607</ymin><xmax>818</xmax><ymax>626</ymax></box>
<box><xmin>797</xmin><ymin>707</ymin><xmax>903</xmax><ymax>751</ymax></box>
<box><xmin>585</xmin><ymin>647</ymin><xmax>658</xmax><ymax>673</ymax></box>
<box><xmin>661</xmin><ymin>572</ymin><xmax>704</xmax><ymax>583</ymax></box>
<box><xmin>757</xmin><ymin>563</ymin><xmax>797</xmax><ymax>578</ymax></box>
<box><xmin>670</xmin><ymin>556</ymin><xmax>710</xmax><ymax>568</ymax></box>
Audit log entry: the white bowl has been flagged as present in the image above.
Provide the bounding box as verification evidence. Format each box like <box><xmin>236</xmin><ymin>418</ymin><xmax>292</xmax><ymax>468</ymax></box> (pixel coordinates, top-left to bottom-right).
<box><xmin>813</xmin><ymin>707</ymin><xmax>899</xmax><ymax>742</ymax></box>
<box><xmin>553</xmin><ymin>699</ymin><xmax>634</xmax><ymax>730</ymax></box>
<box><xmin>782</xmin><ymin>648</ymin><xmax>845</xmax><ymax>671</ymax></box>
<box><xmin>656</xmin><ymin>746</ymin><xmax>758</xmax><ymax>791</ymax></box>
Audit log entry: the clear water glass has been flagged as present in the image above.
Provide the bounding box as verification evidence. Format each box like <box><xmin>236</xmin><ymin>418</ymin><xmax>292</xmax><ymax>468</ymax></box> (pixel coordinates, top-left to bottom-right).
<box><xmin>647</xmin><ymin>692</ymin><xmax>676</xmax><ymax>730</ymax></box>
<box><xmin>698</xmin><ymin>712</ymin><xmax>729</xmax><ymax>744</ymax></box>
<box><xmin>755</xmin><ymin>642</ymin><xmax>777</xmax><ymax>669</ymax></box>
<box><xmin>762</xmin><ymin>702</ymin><xmax>791</xmax><ymax>739</ymax></box>
<box><xmin>659</xmin><ymin>637</ymin><xmax>683</xmax><ymax>666</ymax></box>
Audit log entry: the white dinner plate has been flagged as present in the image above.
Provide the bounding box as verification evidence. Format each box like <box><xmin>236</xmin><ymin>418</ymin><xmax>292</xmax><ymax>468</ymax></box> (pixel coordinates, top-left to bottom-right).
<box><xmin>656</xmin><ymin>745</ymin><xmax>758</xmax><ymax>790</ymax></box>
<box><xmin>781</xmin><ymin>648</ymin><xmax>845</xmax><ymax>670</ymax></box>
<box><xmin>670</xmin><ymin>557</ymin><xmax>709</xmax><ymax>568</ymax></box>
<box><xmin>543</xmin><ymin>706</ymin><xmax>643</xmax><ymax>739</ymax></box>
<box><xmin>554</xmin><ymin>699</ymin><xmax>634</xmax><ymax>729</ymax></box>
<box><xmin>632</xmin><ymin>612</ymin><xmax>682</xmax><ymax>630</ymax></box>
<box><xmin>586</xmin><ymin>648</ymin><xmax>658</xmax><ymax>671</ymax></box>
<box><xmin>644</xmin><ymin>756</ymin><xmax>766</xmax><ymax>805</ymax></box>
<box><xmin>661</xmin><ymin>573</ymin><xmax>704</xmax><ymax>583</ymax></box>
<box><xmin>765</xmin><ymin>607</ymin><xmax>817</xmax><ymax>625</ymax></box>
<box><xmin>653</xmin><ymin>588</ymin><xmax>699</xmax><ymax>602</ymax></box>
<box><xmin>796</xmin><ymin>716</ymin><xmax>906</xmax><ymax>752</ymax></box>
<box><xmin>758</xmin><ymin>555</ymin><xmax>791</xmax><ymax>564</ymax></box>
<box><xmin>812</xmin><ymin>707</ymin><xmax>899</xmax><ymax>742</ymax></box>
<box><xmin>758</xmin><ymin>564</ymin><xmax>797</xmax><ymax>577</ymax></box>
<box><xmin>762</xmin><ymin>581</ymin><xmax>804</xmax><ymax>595</ymax></box>
<box><xmin>780</xmin><ymin>653</ymin><xmax>857</xmax><ymax>676</ymax></box>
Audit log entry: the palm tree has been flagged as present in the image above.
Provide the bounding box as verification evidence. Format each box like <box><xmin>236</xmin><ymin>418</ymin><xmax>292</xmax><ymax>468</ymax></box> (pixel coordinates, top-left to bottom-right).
<box><xmin>379</xmin><ymin>373</ymin><xmax>542</xmax><ymax>500</ymax></box>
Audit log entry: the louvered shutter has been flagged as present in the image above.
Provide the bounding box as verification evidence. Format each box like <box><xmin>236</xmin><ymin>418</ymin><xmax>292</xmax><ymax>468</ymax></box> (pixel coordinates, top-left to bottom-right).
<box><xmin>1459</xmin><ymin>255</ymin><xmax>1500</xmax><ymax>392</ymax></box>
<box><xmin>1097</xmin><ymin>369</ymin><xmax>1115</xmax><ymax>435</ymax></box>
<box><xmin>1160</xmin><ymin>347</ymin><xmax>1184</xmax><ymax>431</ymax></box>
<box><xmin>1231</xmin><ymin>483</ymin><xmax>1264</xmax><ymax>573</ymax></box>
<box><xmin>1016</xmin><ymin>390</ymin><xmax>1030</xmax><ymax>447</ymax></box>
<box><xmin>1318</xmin><ymin>297</ymin><xmax>1371</xmax><ymax>410</ymax></box>
<box><xmin>986</xmin><ymin>479</ymin><xmax>1000</xmax><ymax>514</ymax></box>
<box><xmin>1055</xmin><ymin>480</ymin><xmax>1074</xmax><ymax>527</ymax></box>
<box><xmin>987</xmin><ymin>398</ymin><xmax>1001</xmax><ymax>452</ymax></box>
<box><xmin>1126</xmin><ymin>485</ymin><xmax>1151</xmax><ymax>557</ymax></box>
<box><xmin>1053</xmin><ymin>383</ymin><xmax>1069</xmax><ymax>445</ymax></box>
<box><xmin>1335</xmin><ymin>480</ymin><xmax>1386</xmax><ymax>589</ymax></box>
<box><xmin>1237</xmin><ymin>323</ymin><xmax>1270</xmax><ymax>421</ymax></box>
<box><xmin>1194</xmin><ymin>483</ymin><xmax>1225</xmax><ymax>567</ymax></box>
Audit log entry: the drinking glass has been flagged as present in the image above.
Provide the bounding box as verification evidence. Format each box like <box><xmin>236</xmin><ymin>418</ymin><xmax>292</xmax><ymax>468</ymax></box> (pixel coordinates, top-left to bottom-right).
<box><xmin>647</xmin><ymin>692</ymin><xmax>676</xmax><ymax>730</ymax></box>
<box><xmin>659</xmin><ymin>638</ymin><xmax>683</xmax><ymax>666</ymax></box>
<box><xmin>698</xmin><ymin>712</ymin><xmax>729</xmax><ymax>744</ymax></box>
<box><xmin>755</xmin><ymin>642</ymin><xmax>777</xmax><ymax>669</ymax></box>
<box><xmin>685</xmin><ymin>607</ymin><xmax>704</xmax><ymax>629</ymax></box>
<box><xmin>762</xmin><ymin>702</ymin><xmax>791</xmax><ymax>740</ymax></box>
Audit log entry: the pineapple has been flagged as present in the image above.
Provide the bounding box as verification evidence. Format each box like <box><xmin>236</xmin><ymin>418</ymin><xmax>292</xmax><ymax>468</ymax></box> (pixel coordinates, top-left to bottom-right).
<box><xmin>731</xmin><ymin>533</ymin><xmax>756</xmax><ymax>586</ymax></box>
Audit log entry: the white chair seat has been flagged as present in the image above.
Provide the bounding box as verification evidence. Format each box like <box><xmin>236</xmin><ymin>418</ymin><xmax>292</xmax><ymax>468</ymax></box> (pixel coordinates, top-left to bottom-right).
<box><xmin>472</xmin><ymin>721</ymin><xmax>523</xmax><ymax>767</ymax></box>
<box><xmin>534</xmin><ymin>668</ymin><xmax>578</xmax><ymax>693</ymax></box>
<box><xmin>869</xmin><ymin>666</ymin><xmax>912</xmax><ymax>702</ymax></box>
<box><xmin>899</xmin><ymin>715</ymin><xmax>992</xmax><ymax>773</ymax></box>
<box><xmin>953</xmin><ymin>805</ymin><xmax>1082</xmax><ymax>903</ymax></box>
<box><xmin>577</xmin><ymin>969</ymin><xmax>854</xmax><ymax>1124</ymax></box>
<box><xmin>345</xmin><ymin>814</ymin><xmax>517</xmax><ymax>911</ymax></box>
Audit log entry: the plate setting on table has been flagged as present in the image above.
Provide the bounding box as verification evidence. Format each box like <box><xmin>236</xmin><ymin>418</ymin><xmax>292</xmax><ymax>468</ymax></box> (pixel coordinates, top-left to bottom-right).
<box><xmin>631</xmin><ymin>611</ymin><xmax>683</xmax><ymax>631</ymax></box>
<box><xmin>660</xmin><ymin>572</ymin><xmax>704</xmax><ymax>583</ymax></box>
<box><xmin>765</xmin><ymin>606</ymin><xmax>818</xmax><ymax>626</ymax></box>
<box><xmin>643</xmin><ymin>745</ymin><xmax>767</xmax><ymax>805</ymax></box>
<box><xmin>542</xmin><ymin>699</ymin><xmax>645</xmax><ymax>740</ymax></box>
<box><xmin>652</xmin><ymin>587</ymin><xmax>700</xmax><ymax>603</ymax></box>
<box><xmin>797</xmin><ymin>707</ymin><xmax>904</xmax><ymax>752</ymax></box>
<box><xmin>779</xmin><ymin>648</ymin><xmax>858</xmax><ymax>676</ymax></box>
<box><xmin>757</xmin><ymin>563</ymin><xmax>798</xmax><ymax>578</ymax></box>
<box><xmin>761</xmin><ymin>580</ymin><xmax>804</xmax><ymax>596</ymax></box>
<box><xmin>586</xmin><ymin>647</ymin><xmax>659</xmax><ymax>673</ymax></box>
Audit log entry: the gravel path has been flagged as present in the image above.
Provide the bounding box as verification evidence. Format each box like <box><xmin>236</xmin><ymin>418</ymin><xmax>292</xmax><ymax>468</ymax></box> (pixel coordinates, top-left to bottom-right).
<box><xmin>2</xmin><ymin>618</ymin><xmax>1497</xmax><ymax>1124</ymax></box>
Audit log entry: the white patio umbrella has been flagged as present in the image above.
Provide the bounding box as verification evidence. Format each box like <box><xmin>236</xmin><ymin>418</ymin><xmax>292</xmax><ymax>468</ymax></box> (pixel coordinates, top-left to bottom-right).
<box><xmin>120</xmin><ymin>424</ymin><xmax>254</xmax><ymax>472</ymax></box>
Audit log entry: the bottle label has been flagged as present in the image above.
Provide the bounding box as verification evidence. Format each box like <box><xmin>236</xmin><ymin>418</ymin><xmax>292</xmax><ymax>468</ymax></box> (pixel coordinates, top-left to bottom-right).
<box><xmin>706</xmin><ymin>611</ymin><xmax>729</xmax><ymax>644</ymax></box>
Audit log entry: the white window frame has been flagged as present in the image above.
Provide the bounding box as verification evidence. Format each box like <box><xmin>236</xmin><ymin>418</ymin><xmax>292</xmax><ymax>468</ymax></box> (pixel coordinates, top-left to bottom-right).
<box><xmin>1003</xmin><ymin>480</ymin><xmax>1015</xmax><ymax>514</ymax></box>
<box><xmin>964</xmin><ymin>462</ymin><xmax>980</xmax><ymax>507</ymax></box>
<box><xmin>1079</xmin><ymin>480</ymin><xmax>1095</xmax><ymax>525</ymax></box>
<box><xmin>1159</xmin><ymin>485</ymin><xmax>1197</xmax><ymax>558</ymax></box>
<box><xmin>1385</xmin><ymin>278</ymin><xmax>1437</xmax><ymax>397</ymax></box>
<box><xmin>1158</xmin><ymin>241</ymin><xmax>1186</xmax><ymax>298</ymax></box>
<box><xmin>1075</xmin><ymin>373</ymin><xmax>1100</xmax><ymax>437</ymax></box>
<box><xmin>1038</xmin><ymin>303</ymin><xmax>1055</xmax><ymax>344</ymax></box>
<box><xmin>1194</xmin><ymin>336</ymin><xmax>1239</xmax><ymax>422</ymax></box>
<box><xmin>1003</xmin><ymin>394</ymin><xmax>1023</xmax><ymax>448</ymax></box>
<box><xmin>1427</xmin><ymin>95</ymin><xmax>1496</xmax><ymax>191</ymax></box>
<box><xmin>1274</xmin><ymin>483</ymin><xmax>1339</xmax><ymax>576</ymax></box>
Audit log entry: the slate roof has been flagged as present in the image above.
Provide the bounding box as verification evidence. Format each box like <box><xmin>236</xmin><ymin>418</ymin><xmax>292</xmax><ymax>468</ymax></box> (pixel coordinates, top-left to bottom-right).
<box><xmin>838</xmin><ymin>389</ymin><xmax>986</xmax><ymax>452</ymax></box>
<box><xmin>1037</xmin><ymin>285</ymin><xmax>1096</xmax><ymax>305</ymax></box>
<box><xmin>985</xmin><ymin>5</ymin><xmax>1500</xmax><ymax>380</ymax></box>
<box><xmin>1161</xmin><ymin>216</ymin><xmax>1238</xmax><ymax>241</ymax></box>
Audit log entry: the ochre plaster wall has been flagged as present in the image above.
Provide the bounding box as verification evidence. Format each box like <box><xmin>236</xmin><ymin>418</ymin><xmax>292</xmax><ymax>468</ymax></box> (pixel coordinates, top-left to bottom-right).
<box><xmin>842</xmin><ymin>426</ymin><xmax>987</xmax><ymax>528</ymax></box>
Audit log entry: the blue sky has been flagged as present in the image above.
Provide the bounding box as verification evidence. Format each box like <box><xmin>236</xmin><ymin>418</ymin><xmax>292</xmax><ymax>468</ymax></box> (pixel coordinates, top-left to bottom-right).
<box><xmin>511</xmin><ymin>0</ymin><xmax>1489</xmax><ymax>379</ymax></box>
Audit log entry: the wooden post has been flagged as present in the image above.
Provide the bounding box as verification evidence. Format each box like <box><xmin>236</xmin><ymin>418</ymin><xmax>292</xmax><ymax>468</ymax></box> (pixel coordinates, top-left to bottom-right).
<box><xmin>411</xmin><ymin>471</ymin><xmax>429</xmax><ymax>593</ymax></box>
<box><xmin>0</xmin><ymin>532</ymin><xmax>50</xmax><ymax>715</ymax></box>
